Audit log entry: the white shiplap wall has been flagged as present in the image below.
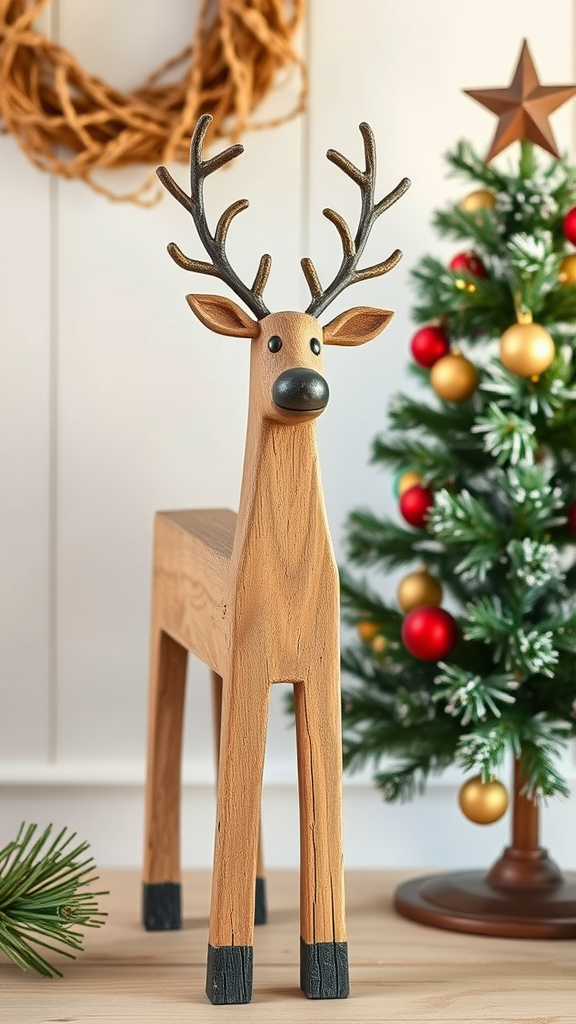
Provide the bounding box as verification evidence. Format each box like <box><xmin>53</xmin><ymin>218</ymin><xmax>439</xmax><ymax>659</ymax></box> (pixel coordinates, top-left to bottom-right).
<box><xmin>1</xmin><ymin>0</ymin><xmax>575</xmax><ymax>870</ymax></box>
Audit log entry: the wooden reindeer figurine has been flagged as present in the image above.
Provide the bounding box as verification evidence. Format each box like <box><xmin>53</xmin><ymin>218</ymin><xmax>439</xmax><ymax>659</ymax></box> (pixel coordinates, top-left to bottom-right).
<box><xmin>142</xmin><ymin>114</ymin><xmax>409</xmax><ymax>1004</ymax></box>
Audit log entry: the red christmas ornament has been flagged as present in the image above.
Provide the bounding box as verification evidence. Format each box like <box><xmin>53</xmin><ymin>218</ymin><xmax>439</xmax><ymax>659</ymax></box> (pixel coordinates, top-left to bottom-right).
<box><xmin>567</xmin><ymin>500</ymin><xmax>576</xmax><ymax>534</ymax></box>
<box><xmin>449</xmin><ymin>251</ymin><xmax>488</xmax><ymax>278</ymax></box>
<box><xmin>399</xmin><ymin>483</ymin><xmax>434</xmax><ymax>528</ymax></box>
<box><xmin>563</xmin><ymin>207</ymin><xmax>576</xmax><ymax>246</ymax></box>
<box><xmin>410</xmin><ymin>325</ymin><xmax>450</xmax><ymax>368</ymax></box>
<box><xmin>401</xmin><ymin>606</ymin><xmax>459</xmax><ymax>661</ymax></box>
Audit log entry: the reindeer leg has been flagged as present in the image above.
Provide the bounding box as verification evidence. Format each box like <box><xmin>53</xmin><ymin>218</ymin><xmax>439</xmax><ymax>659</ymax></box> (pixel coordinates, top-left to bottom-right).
<box><xmin>211</xmin><ymin>669</ymin><xmax>267</xmax><ymax>926</ymax></box>
<box><xmin>206</xmin><ymin>657</ymin><xmax>270</xmax><ymax>1004</ymax></box>
<box><xmin>143</xmin><ymin>628</ymin><xmax>187</xmax><ymax>930</ymax></box>
<box><xmin>294</xmin><ymin>668</ymin><xmax>349</xmax><ymax>999</ymax></box>
<box><xmin>255</xmin><ymin>825</ymin><xmax>267</xmax><ymax>926</ymax></box>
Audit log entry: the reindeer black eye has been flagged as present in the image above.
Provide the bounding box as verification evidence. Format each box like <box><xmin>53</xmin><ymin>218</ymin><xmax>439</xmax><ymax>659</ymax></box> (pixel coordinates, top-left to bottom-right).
<box><xmin>268</xmin><ymin>335</ymin><xmax>282</xmax><ymax>353</ymax></box>
<box><xmin>310</xmin><ymin>337</ymin><xmax>321</xmax><ymax>355</ymax></box>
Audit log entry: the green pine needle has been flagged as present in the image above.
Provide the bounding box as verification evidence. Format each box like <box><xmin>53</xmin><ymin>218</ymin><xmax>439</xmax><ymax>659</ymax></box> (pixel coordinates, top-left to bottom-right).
<box><xmin>0</xmin><ymin>823</ymin><xmax>107</xmax><ymax>977</ymax></box>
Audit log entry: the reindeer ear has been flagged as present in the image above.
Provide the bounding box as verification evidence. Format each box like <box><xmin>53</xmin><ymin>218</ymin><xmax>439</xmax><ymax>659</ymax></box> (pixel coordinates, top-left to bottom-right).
<box><xmin>186</xmin><ymin>294</ymin><xmax>259</xmax><ymax>338</ymax></box>
<box><xmin>323</xmin><ymin>306</ymin><xmax>394</xmax><ymax>347</ymax></box>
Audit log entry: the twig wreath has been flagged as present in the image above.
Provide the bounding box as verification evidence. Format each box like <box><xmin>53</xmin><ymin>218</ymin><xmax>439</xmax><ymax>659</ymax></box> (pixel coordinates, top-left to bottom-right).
<box><xmin>0</xmin><ymin>0</ymin><xmax>306</xmax><ymax>204</ymax></box>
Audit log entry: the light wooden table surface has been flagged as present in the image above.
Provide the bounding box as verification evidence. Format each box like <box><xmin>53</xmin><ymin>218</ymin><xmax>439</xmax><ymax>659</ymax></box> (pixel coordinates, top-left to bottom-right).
<box><xmin>2</xmin><ymin>869</ymin><xmax>574</xmax><ymax>1022</ymax></box>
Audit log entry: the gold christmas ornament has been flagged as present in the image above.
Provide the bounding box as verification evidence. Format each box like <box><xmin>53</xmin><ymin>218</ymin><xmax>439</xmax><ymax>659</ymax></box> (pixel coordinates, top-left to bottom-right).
<box><xmin>398</xmin><ymin>470</ymin><xmax>422</xmax><ymax>497</ymax></box>
<box><xmin>458</xmin><ymin>775</ymin><xmax>509</xmax><ymax>824</ymax></box>
<box><xmin>397</xmin><ymin>568</ymin><xmax>443</xmax><ymax>613</ymax></box>
<box><xmin>371</xmin><ymin>634</ymin><xmax>388</xmax><ymax>655</ymax></box>
<box><xmin>500</xmin><ymin>322</ymin><xmax>555</xmax><ymax>376</ymax></box>
<box><xmin>430</xmin><ymin>352</ymin><xmax>479</xmax><ymax>403</ymax></box>
<box><xmin>357</xmin><ymin>621</ymin><xmax>380</xmax><ymax>644</ymax></box>
<box><xmin>559</xmin><ymin>254</ymin><xmax>576</xmax><ymax>285</ymax></box>
<box><xmin>460</xmin><ymin>189</ymin><xmax>496</xmax><ymax>213</ymax></box>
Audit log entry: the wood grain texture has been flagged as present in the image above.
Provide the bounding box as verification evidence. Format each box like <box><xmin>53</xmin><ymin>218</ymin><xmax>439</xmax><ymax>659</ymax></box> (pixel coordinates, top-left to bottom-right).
<box><xmin>151</xmin><ymin>509</ymin><xmax>235</xmax><ymax>672</ymax></box>
<box><xmin>143</xmin><ymin>309</ymin><xmax>368</xmax><ymax>1000</ymax></box>
<box><xmin>141</xmin><ymin>309</ymin><xmax>352</xmax><ymax>958</ymax></box>
<box><xmin>143</xmin><ymin>629</ymin><xmax>187</xmax><ymax>886</ymax></box>
<box><xmin>2</xmin><ymin>869</ymin><xmax>575</xmax><ymax>1022</ymax></box>
<box><xmin>143</xmin><ymin>511</ymin><xmax>235</xmax><ymax>892</ymax></box>
<box><xmin>211</xmin><ymin>669</ymin><xmax>267</xmax><ymax>925</ymax></box>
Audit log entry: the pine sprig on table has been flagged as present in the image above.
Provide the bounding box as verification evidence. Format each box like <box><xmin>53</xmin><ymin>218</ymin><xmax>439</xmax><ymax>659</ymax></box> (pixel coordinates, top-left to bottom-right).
<box><xmin>0</xmin><ymin>823</ymin><xmax>107</xmax><ymax>977</ymax></box>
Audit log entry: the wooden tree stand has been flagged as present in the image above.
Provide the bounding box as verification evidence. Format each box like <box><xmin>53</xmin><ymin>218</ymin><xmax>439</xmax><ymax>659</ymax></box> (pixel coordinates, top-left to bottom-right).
<box><xmin>394</xmin><ymin>761</ymin><xmax>576</xmax><ymax>938</ymax></box>
<box><xmin>141</xmin><ymin>115</ymin><xmax>409</xmax><ymax>1004</ymax></box>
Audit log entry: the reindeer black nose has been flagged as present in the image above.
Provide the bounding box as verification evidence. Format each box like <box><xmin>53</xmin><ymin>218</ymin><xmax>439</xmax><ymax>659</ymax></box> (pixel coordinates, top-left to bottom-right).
<box><xmin>272</xmin><ymin>368</ymin><xmax>329</xmax><ymax>412</ymax></box>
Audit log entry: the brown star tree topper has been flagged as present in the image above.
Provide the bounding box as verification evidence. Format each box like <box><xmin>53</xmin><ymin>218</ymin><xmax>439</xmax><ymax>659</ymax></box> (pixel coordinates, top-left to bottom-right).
<box><xmin>465</xmin><ymin>39</ymin><xmax>576</xmax><ymax>161</ymax></box>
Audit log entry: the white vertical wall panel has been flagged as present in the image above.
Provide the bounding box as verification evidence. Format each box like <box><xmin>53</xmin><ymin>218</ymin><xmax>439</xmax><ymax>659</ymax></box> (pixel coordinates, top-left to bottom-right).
<box><xmin>55</xmin><ymin>0</ymin><xmax>305</xmax><ymax>764</ymax></box>
<box><xmin>0</xmin><ymin>143</ymin><xmax>51</xmax><ymax>761</ymax></box>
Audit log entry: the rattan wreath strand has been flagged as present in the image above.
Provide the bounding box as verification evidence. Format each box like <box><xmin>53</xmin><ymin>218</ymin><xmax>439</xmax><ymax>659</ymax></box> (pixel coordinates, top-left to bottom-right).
<box><xmin>0</xmin><ymin>0</ymin><xmax>306</xmax><ymax>204</ymax></box>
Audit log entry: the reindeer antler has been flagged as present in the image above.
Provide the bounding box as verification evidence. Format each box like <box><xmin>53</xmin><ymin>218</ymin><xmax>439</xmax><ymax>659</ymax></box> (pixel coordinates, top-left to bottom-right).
<box><xmin>302</xmin><ymin>123</ymin><xmax>410</xmax><ymax>317</ymax></box>
<box><xmin>156</xmin><ymin>114</ymin><xmax>271</xmax><ymax>320</ymax></box>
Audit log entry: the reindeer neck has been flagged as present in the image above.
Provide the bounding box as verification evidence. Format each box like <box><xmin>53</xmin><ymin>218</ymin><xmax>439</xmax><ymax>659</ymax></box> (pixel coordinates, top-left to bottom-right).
<box><xmin>232</xmin><ymin>410</ymin><xmax>328</xmax><ymax>566</ymax></box>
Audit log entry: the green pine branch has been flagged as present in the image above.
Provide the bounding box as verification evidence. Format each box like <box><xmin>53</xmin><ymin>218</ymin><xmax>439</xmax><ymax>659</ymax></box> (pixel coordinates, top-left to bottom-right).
<box><xmin>344</xmin><ymin>511</ymin><xmax>438</xmax><ymax>571</ymax></box>
<box><xmin>372</xmin><ymin>753</ymin><xmax>456</xmax><ymax>803</ymax></box>
<box><xmin>541</xmin><ymin>282</ymin><xmax>576</xmax><ymax>323</ymax></box>
<box><xmin>433</xmin><ymin>206</ymin><xmax>501</xmax><ymax>250</ymax></box>
<box><xmin>445</xmin><ymin>140</ymin><xmax>507</xmax><ymax>190</ymax></box>
<box><xmin>0</xmin><ymin>823</ymin><xmax>107</xmax><ymax>977</ymax></box>
<box><xmin>411</xmin><ymin>255</ymin><xmax>516</xmax><ymax>337</ymax></box>
<box><xmin>388</xmin><ymin>393</ymin><xmax>477</xmax><ymax>438</ymax></box>
<box><xmin>343</xmin><ymin>704</ymin><xmax>459</xmax><ymax>802</ymax></box>
<box><xmin>371</xmin><ymin>433</ymin><xmax>485</xmax><ymax>483</ymax></box>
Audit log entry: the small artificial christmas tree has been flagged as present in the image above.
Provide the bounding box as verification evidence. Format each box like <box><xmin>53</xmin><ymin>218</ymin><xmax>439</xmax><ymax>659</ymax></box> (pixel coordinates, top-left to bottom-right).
<box><xmin>340</xmin><ymin>40</ymin><xmax>576</xmax><ymax>935</ymax></box>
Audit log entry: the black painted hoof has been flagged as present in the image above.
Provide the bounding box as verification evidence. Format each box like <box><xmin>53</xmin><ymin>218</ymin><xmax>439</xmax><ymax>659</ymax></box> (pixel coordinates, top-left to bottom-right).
<box><xmin>300</xmin><ymin>938</ymin><xmax>349</xmax><ymax>999</ymax></box>
<box><xmin>142</xmin><ymin>882</ymin><xmax>181</xmax><ymax>930</ymax></box>
<box><xmin>206</xmin><ymin>943</ymin><xmax>253</xmax><ymax>1004</ymax></box>
<box><xmin>254</xmin><ymin>876</ymin><xmax>267</xmax><ymax>925</ymax></box>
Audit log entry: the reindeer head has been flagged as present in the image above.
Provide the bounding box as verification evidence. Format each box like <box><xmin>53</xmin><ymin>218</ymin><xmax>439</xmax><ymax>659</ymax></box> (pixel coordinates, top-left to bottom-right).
<box><xmin>157</xmin><ymin>116</ymin><xmax>409</xmax><ymax>424</ymax></box>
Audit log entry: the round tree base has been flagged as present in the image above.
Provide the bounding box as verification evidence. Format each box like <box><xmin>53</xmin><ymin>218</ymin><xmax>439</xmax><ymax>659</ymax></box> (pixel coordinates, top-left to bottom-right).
<box><xmin>394</xmin><ymin>869</ymin><xmax>576</xmax><ymax>938</ymax></box>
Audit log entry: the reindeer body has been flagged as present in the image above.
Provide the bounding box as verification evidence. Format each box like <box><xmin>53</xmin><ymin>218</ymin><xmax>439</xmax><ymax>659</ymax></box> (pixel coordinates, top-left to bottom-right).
<box><xmin>142</xmin><ymin>116</ymin><xmax>409</xmax><ymax>1004</ymax></box>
